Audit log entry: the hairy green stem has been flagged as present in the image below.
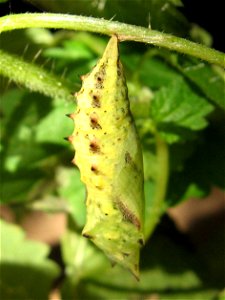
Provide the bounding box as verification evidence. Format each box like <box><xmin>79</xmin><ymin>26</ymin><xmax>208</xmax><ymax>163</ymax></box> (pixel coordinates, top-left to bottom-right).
<box><xmin>0</xmin><ymin>13</ymin><xmax>224</xmax><ymax>67</ymax></box>
<box><xmin>145</xmin><ymin>134</ymin><xmax>169</xmax><ymax>240</ymax></box>
<box><xmin>0</xmin><ymin>49</ymin><xmax>73</xmax><ymax>101</ymax></box>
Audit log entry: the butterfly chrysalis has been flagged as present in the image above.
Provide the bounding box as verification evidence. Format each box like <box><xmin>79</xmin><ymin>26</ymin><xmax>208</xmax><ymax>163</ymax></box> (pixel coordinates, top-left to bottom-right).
<box><xmin>69</xmin><ymin>36</ymin><xmax>144</xmax><ymax>278</ymax></box>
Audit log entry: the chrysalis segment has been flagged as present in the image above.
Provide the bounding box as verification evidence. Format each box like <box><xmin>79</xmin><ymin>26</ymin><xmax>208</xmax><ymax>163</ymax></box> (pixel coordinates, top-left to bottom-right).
<box><xmin>71</xmin><ymin>36</ymin><xmax>144</xmax><ymax>278</ymax></box>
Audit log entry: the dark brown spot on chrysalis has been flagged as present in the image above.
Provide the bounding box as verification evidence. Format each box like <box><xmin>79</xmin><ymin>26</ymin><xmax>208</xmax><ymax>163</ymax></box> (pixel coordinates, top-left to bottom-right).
<box><xmin>90</xmin><ymin>115</ymin><xmax>102</xmax><ymax>129</ymax></box>
<box><xmin>115</xmin><ymin>198</ymin><xmax>141</xmax><ymax>229</ymax></box>
<box><xmin>125</xmin><ymin>152</ymin><xmax>132</xmax><ymax>164</ymax></box>
<box><xmin>89</xmin><ymin>140</ymin><xmax>100</xmax><ymax>153</ymax></box>
<box><xmin>92</xmin><ymin>95</ymin><xmax>101</xmax><ymax>108</ymax></box>
<box><xmin>122</xmin><ymin>252</ymin><xmax>130</xmax><ymax>257</ymax></box>
<box><xmin>95</xmin><ymin>64</ymin><xmax>106</xmax><ymax>80</ymax></box>
<box><xmin>91</xmin><ymin>165</ymin><xmax>99</xmax><ymax>174</ymax></box>
<box><xmin>94</xmin><ymin>67</ymin><xmax>106</xmax><ymax>89</ymax></box>
<box><xmin>100</xmin><ymin>62</ymin><xmax>106</xmax><ymax>69</ymax></box>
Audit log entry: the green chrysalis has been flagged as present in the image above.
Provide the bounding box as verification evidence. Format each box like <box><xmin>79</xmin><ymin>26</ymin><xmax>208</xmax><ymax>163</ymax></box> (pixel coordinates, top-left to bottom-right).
<box><xmin>69</xmin><ymin>36</ymin><xmax>145</xmax><ymax>278</ymax></box>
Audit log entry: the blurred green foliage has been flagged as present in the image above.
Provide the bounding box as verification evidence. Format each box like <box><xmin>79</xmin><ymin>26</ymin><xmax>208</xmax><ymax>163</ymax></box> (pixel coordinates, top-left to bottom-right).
<box><xmin>0</xmin><ymin>0</ymin><xmax>224</xmax><ymax>299</ymax></box>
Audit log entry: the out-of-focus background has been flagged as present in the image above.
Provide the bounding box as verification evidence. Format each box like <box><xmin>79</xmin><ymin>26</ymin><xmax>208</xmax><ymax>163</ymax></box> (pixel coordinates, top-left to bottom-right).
<box><xmin>0</xmin><ymin>1</ymin><xmax>224</xmax><ymax>299</ymax></box>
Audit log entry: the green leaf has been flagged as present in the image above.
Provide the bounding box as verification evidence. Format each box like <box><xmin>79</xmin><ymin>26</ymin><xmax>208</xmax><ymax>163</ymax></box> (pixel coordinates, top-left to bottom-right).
<box><xmin>169</xmin><ymin>56</ymin><xmax>225</xmax><ymax>110</ymax></box>
<box><xmin>43</xmin><ymin>40</ymin><xmax>94</xmax><ymax>61</ymax></box>
<box><xmin>1</xmin><ymin>90</ymin><xmax>49</xmax><ymax>168</ymax></box>
<box><xmin>139</xmin><ymin>56</ymin><xmax>183</xmax><ymax>89</ymax></box>
<box><xmin>122</xmin><ymin>52</ymin><xmax>182</xmax><ymax>91</ymax></box>
<box><xmin>56</xmin><ymin>167</ymin><xmax>86</xmax><ymax>227</ymax></box>
<box><xmin>60</xmin><ymin>220</ymin><xmax>110</xmax><ymax>298</ymax></box>
<box><xmin>144</xmin><ymin>179</ymin><xmax>159</xmax><ymax>233</ymax></box>
<box><xmin>167</xmin><ymin>124</ymin><xmax>225</xmax><ymax>206</ymax></box>
<box><xmin>0</xmin><ymin>169</ymin><xmax>44</xmax><ymax>204</ymax></box>
<box><xmin>143</xmin><ymin>151</ymin><xmax>158</xmax><ymax>181</ymax></box>
<box><xmin>0</xmin><ymin>89</ymin><xmax>73</xmax><ymax>203</ymax></box>
<box><xmin>72</xmin><ymin>32</ymin><xmax>107</xmax><ymax>56</ymax></box>
<box><xmin>25</xmin><ymin>28</ymin><xmax>56</xmax><ymax>46</ymax></box>
<box><xmin>0</xmin><ymin>90</ymin><xmax>51</xmax><ymax>144</ymax></box>
<box><xmin>0</xmin><ymin>90</ymin><xmax>32</xmax><ymax>132</ymax></box>
<box><xmin>35</xmin><ymin>98</ymin><xmax>75</xmax><ymax>145</ymax></box>
<box><xmin>61</xmin><ymin>216</ymin><xmax>216</xmax><ymax>298</ymax></box>
<box><xmin>61</xmin><ymin>222</ymin><xmax>108</xmax><ymax>279</ymax></box>
<box><xmin>1</xmin><ymin>89</ymin><xmax>72</xmax><ymax>166</ymax></box>
<box><xmin>0</xmin><ymin>220</ymin><xmax>60</xmax><ymax>300</ymax></box>
<box><xmin>151</xmin><ymin>78</ymin><xmax>214</xmax><ymax>143</ymax></box>
<box><xmin>128</xmin><ymin>82</ymin><xmax>153</xmax><ymax>119</ymax></box>
<box><xmin>190</xmin><ymin>24</ymin><xmax>213</xmax><ymax>47</ymax></box>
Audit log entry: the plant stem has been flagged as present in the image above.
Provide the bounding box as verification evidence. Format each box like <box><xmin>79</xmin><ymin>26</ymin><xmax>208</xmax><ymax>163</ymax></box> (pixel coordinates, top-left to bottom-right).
<box><xmin>0</xmin><ymin>13</ymin><xmax>224</xmax><ymax>67</ymax></box>
<box><xmin>144</xmin><ymin>133</ymin><xmax>169</xmax><ymax>240</ymax></box>
<box><xmin>0</xmin><ymin>49</ymin><xmax>74</xmax><ymax>101</ymax></box>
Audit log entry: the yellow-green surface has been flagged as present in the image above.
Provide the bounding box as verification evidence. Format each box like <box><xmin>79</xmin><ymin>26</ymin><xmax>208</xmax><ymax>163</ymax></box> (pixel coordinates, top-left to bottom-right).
<box><xmin>71</xmin><ymin>36</ymin><xmax>144</xmax><ymax>278</ymax></box>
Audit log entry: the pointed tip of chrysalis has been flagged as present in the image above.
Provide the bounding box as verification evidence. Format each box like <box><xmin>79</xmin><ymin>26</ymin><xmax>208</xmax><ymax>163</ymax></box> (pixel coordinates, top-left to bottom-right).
<box><xmin>109</xmin><ymin>258</ymin><xmax>140</xmax><ymax>281</ymax></box>
<box><xmin>122</xmin><ymin>256</ymin><xmax>140</xmax><ymax>281</ymax></box>
<box><xmin>130</xmin><ymin>265</ymin><xmax>140</xmax><ymax>281</ymax></box>
<box><xmin>102</xmin><ymin>35</ymin><xmax>119</xmax><ymax>64</ymax></box>
<box><xmin>108</xmin><ymin>34</ymin><xmax>119</xmax><ymax>48</ymax></box>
